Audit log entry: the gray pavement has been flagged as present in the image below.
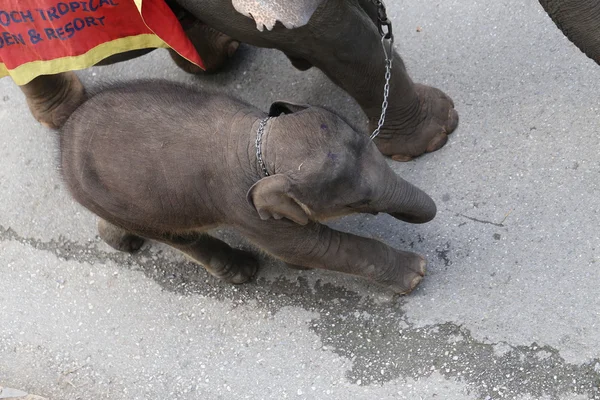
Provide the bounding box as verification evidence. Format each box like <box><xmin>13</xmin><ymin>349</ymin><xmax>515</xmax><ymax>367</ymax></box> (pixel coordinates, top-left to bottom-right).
<box><xmin>1</xmin><ymin>0</ymin><xmax>599</xmax><ymax>399</ymax></box>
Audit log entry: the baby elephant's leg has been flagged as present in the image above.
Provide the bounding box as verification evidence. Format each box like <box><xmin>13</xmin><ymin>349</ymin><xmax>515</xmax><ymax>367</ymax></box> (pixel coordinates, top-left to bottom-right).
<box><xmin>98</xmin><ymin>219</ymin><xmax>146</xmax><ymax>253</ymax></box>
<box><xmin>162</xmin><ymin>233</ymin><xmax>258</xmax><ymax>284</ymax></box>
<box><xmin>243</xmin><ymin>222</ymin><xmax>425</xmax><ymax>294</ymax></box>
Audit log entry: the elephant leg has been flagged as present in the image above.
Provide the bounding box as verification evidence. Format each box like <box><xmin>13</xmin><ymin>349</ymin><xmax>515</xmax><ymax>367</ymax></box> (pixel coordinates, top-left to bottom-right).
<box><xmin>99</xmin><ymin>218</ymin><xmax>257</xmax><ymax>283</ymax></box>
<box><xmin>167</xmin><ymin>22</ymin><xmax>240</xmax><ymax>74</ymax></box>
<box><xmin>19</xmin><ymin>72</ymin><xmax>86</xmax><ymax>129</ymax></box>
<box><xmin>98</xmin><ymin>219</ymin><xmax>146</xmax><ymax>253</ymax></box>
<box><xmin>357</xmin><ymin>0</ymin><xmax>378</xmax><ymax>25</ymax></box>
<box><xmin>166</xmin><ymin>1</ymin><xmax>240</xmax><ymax>74</ymax></box>
<box><xmin>176</xmin><ymin>0</ymin><xmax>458</xmax><ymax>159</ymax></box>
<box><xmin>159</xmin><ymin>232</ymin><xmax>258</xmax><ymax>284</ymax></box>
<box><xmin>241</xmin><ymin>221</ymin><xmax>426</xmax><ymax>294</ymax></box>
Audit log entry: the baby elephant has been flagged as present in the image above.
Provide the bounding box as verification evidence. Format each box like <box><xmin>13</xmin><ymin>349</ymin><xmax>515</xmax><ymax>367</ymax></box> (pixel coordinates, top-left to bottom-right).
<box><xmin>59</xmin><ymin>81</ymin><xmax>436</xmax><ymax>294</ymax></box>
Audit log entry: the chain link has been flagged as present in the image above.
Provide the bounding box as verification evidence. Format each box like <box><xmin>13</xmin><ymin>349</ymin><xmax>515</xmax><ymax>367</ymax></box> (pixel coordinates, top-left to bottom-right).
<box><xmin>256</xmin><ymin>116</ymin><xmax>271</xmax><ymax>176</ymax></box>
<box><xmin>369</xmin><ymin>0</ymin><xmax>394</xmax><ymax>140</ymax></box>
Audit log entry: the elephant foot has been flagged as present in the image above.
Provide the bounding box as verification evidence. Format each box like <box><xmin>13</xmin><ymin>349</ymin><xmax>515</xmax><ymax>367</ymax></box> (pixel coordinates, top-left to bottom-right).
<box><xmin>169</xmin><ymin>22</ymin><xmax>240</xmax><ymax>74</ymax></box>
<box><xmin>372</xmin><ymin>84</ymin><xmax>459</xmax><ymax>161</ymax></box>
<box><xmin>209</xmin><ymin>249</ymin><xmax>258</xmax><ymax>284</ymax></box>
<box><xmin>21</xmin><ymin>72</ymin><xmax>86</xmax><ymax>129</ymax></box>
<box><xmin>385</xmin><ymin>255</ymin><xmax>427</xmax><ymax>295</ymax></box>
<box><xmin>98</xmin><ymin>219</ymin><xmax>146</xmax><ymax>253</ymax></box>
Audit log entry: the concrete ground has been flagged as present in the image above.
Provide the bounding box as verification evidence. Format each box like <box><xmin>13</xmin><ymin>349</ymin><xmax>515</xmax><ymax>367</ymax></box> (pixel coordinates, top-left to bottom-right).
<box><xmin>1</xmin><ymin>0</ymin><xmax>599</xmax><ymax>399</ymax></box>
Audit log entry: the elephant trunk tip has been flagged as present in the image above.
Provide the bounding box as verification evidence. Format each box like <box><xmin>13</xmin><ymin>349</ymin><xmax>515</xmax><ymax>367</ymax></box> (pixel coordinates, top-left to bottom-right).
<box><xmin>389</xmin><ymin>203</ymin><xmax>436</xmax><ymax>224</ymax></box>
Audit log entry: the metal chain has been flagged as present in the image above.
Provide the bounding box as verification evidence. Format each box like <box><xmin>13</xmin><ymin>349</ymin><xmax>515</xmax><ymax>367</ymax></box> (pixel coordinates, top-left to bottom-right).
<box><xmin>256</xmin><ymin>116</ymin><xmax>271</xmax><ymax>176</ymax></box>
<box><xmin>370</xmin><ymin>0</ymin><xmax>395</xmax><ymax>140</ymax></box>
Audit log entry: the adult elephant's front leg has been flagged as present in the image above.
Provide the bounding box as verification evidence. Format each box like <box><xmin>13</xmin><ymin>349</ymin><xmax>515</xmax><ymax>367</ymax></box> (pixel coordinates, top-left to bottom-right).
<box><xmin>179</xmin><ymin>0</ymin><xmax>458</xmax><ymax>160</ymax></box>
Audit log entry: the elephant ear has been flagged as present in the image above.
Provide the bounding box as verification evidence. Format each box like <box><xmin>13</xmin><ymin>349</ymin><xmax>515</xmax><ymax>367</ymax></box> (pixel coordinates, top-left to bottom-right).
<box><xmin>247</xmin><ymin>174</ymin><xmax>310</xmax><ymax>225</ymax></box>
<box><xmin>232</xmin><ymin>0</ymin><xmax>325</xmax><ymax>31</ymax></box>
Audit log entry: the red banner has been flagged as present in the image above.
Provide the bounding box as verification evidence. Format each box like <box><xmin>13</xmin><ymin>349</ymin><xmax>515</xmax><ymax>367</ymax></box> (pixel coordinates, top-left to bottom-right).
<box><xmin>0</xmin><ymin>0</ymin><xmax>204</xmax><ymax>85</ymax></box>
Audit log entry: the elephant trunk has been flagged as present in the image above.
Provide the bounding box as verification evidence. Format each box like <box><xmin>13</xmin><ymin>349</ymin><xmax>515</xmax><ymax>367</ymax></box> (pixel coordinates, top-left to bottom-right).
<box><xmin>375</xmin><ymin>170</ymin><xmax>437</xmax><ymax>224</ymax></box>
<box><xmin>539</xmin><ymin>0</ymin><xmax>600</xmax><ymax>65</ymax></box>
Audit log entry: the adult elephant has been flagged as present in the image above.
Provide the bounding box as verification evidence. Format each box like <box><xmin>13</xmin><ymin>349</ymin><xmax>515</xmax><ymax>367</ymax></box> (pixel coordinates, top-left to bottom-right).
<box><xmin>539</xmin><ymin>0</ymin><xmax>600</xmax><ymax>66</ymax></box>
<box><xmin>17</xmin><ymin>0</ymin><xmax>459</xmax><ymax>161</ymax></box>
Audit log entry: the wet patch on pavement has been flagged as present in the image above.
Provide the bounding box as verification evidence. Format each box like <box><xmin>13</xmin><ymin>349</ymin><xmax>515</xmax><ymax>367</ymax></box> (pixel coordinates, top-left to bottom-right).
<box><xmin>2</xmin><ymin>224</ymin><xmax>600</xmax><ymax>400</ymax></box>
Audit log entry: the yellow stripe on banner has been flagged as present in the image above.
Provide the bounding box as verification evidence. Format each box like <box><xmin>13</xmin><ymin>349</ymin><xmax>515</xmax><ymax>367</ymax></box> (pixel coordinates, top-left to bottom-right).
<box><xmin>0</xmin><ymin>34</ymin><xmax>169</xmax><ymax>86</ymax></box>
<box><xmin>132</xmin><ymin>0</ymin><xmax>204</xmax><ymax>70</ymax></box>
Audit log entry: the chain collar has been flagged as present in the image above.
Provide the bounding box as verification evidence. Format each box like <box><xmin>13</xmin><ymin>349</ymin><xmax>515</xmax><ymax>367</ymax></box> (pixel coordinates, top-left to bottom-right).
<box><xmin>255</xmin><ymin>116</ymin><xmax>271</xmax><ymax>177</ymax></box>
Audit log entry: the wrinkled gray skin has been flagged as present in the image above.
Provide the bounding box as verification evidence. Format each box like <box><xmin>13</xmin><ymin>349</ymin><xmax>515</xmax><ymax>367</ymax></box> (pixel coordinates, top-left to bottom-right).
<box><xmin>538</xmin><ymin>0</ymin><xmax>600</xmax><ymax>66</ymax></box>
<box><xmin>21</xmin><ymin>0</ymin><xmax>459</xmax><ymax>161</ymax></box>
<box><xmin>59</xmin><ymin>81</ymin><xmax>437</xmax><ymax>294</ymax></box>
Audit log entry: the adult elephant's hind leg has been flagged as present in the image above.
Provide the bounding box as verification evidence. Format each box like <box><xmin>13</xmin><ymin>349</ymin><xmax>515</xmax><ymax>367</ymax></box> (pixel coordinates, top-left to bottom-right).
<box><xmin>180</xmin><ymin>0</ymin><xmax>458</xmax><ymax>159</ymax></box>
<box><xmin>19</xmin><ymin>72</ymin><xmax>86</xmax><ymax>129</ymax></box>
<box><xmin>166</xmin><ymin>1</ymin><xmax>240</xmax><ymax>74</ymax></box>
<box><xmin>168</xmin><ymin>22</ymin><xmax>240</xmax><ymax>74</ymax></box>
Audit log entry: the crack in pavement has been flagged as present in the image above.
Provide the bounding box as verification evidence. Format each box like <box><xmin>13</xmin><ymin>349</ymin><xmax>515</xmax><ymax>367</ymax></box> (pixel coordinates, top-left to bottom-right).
<box><xmin>2</xmin><ymin>224</ymin><xmax>600</xmax><ymax>399</ymax></box>
<box><xmin>458</xmin><ymin>213</ymin><xmax>506</xmax><ymax>227</ymax></box>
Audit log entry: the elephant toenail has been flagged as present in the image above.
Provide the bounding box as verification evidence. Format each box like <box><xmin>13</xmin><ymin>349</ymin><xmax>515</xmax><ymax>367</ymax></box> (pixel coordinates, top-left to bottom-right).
<box><xmin>228</xmin><ymin>41</ymin><xmax>240</xmax><ymax>57</ymax></box>
<box><xmin>418</xmin><ymin>257</ymin><xmax>427</xmax><ymax>276</ymax></box>
<box><xmin>409</xmin><ymin>275</ymin><xmax>423</xmax><ymax>291</ymax></box>
<box><xmin>447</xmin><ymin>109</ymin><xmax>459</xmax><ymax>133</ymax></box>
<box><xmin>391</xmin><ymin>154</ymin><xmax>413</xmax><ymax>162</ymax></box>
<box><xmin>426</xmin><ymin>132</ymin><xmax>448</xmax><ymax>153</ymax></box>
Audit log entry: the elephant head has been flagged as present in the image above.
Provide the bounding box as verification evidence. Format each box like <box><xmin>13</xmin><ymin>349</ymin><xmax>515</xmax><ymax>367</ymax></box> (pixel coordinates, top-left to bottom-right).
<box><xmin>247</xmin><ymin>101</ymin><xmax>437</xmax><ymax>225</ymax></box>
<box><xmin>539</xmin><ymin>0</ymin><xmax>600</xmax><ymax>65</ymax></box>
